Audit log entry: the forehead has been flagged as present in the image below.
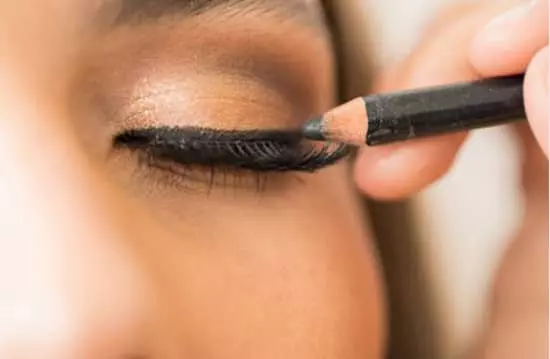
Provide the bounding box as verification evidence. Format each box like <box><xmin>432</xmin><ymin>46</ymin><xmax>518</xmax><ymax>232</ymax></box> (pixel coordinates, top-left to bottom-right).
<box><xmin>112</xmin><ymin>0</ymin><xmax>325</xmax><ymax>26</ymax></box>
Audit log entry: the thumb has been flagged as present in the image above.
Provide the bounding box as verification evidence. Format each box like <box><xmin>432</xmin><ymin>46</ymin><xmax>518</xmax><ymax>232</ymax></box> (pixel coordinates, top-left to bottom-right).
<box><xmin>524</xmin><ymin>47</ymin><xmax>549</xmax><ymax>156</ymax></box>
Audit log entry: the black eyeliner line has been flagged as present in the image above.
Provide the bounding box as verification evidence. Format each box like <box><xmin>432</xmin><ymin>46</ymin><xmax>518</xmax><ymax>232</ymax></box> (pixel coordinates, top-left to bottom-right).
<box><xmin>114</xmin><ymin>126</ymin><xmax>351</xmax><ymax>173</ymax></box>
<box><xmin>116</xmin><ymin>126</ymin><xmax>303</xmax><ymax>144</ymax></box>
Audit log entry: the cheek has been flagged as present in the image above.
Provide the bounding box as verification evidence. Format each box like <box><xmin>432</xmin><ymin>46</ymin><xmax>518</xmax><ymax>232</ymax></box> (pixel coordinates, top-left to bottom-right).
<box><xmin>139</xmin><ymin>163</ymin><xmax>386</xmax><ymax>358</ymax></box>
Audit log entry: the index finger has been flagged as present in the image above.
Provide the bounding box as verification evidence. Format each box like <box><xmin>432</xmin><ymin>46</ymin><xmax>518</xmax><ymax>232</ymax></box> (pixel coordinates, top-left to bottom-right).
<box><xmin>469</xmin><ymin>0</ymin><xmax>548</xmax><ymax>77</ymax></box>
<box><xmin>354</xmin><ymin>0</ymin><xmax>525</xmax><ymax>200</ymax></box>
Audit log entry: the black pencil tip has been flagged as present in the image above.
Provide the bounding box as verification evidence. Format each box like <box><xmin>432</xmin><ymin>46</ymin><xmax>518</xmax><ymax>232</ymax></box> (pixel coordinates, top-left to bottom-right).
<box><xmin>302</xmin><ymin>117</ymin><xmax>326</xmax><ymax>141</ymax></box>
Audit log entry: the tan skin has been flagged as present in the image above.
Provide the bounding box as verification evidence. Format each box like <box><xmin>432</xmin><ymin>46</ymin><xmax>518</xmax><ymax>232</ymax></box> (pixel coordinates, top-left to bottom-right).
<box><xmin>0</xmin><ymin>0</ymin><xmax>546</xmax><ymax>358</ymax></box>
<box><xmin>0</xmin><ymin>1</ymin><xmax>385</xmax><ymax>358</ymax></box>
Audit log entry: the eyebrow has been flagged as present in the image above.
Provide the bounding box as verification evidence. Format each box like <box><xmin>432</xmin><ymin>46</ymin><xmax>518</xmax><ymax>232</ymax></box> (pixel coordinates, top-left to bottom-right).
<box><xmin>111</xmin><ymin>0</ymin><xmax>324</xmax><ymax>28</ymax></box>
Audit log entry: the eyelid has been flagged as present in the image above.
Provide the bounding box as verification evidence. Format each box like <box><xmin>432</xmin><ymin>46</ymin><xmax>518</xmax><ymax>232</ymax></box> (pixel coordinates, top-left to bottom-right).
<box><xmin>108</xmin><ymin>72</ymin><xmax>305</xmax><ymax>135</ymax></box>
<box><xmin>83</xmin><ymin>16</ymin><xmax>334</xmax><ymax>130</ymax></box>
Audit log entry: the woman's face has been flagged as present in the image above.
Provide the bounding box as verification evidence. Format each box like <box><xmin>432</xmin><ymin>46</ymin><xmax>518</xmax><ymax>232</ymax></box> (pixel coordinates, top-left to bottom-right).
<box><xmin>0</xmin><ymin>1</ymin><xmax>384</xmax><ymax>357</ymax></box>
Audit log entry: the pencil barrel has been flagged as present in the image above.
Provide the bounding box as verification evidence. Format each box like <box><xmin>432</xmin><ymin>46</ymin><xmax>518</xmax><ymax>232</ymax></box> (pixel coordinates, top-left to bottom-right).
<box><xmin>365</xmin><ymin>74</ymin><xmax>526</xmax><ymax>145</ymax></box>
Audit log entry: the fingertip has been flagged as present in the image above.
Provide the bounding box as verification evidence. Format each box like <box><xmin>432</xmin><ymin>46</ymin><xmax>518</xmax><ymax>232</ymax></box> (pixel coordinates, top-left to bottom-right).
<box><xmin>469</xmin><ymin>18</ymin><xmax>528</xmax><ymax>76</ymax></box>
<box><xmin>469</xmin><ymin>36</ymin><xmax>511</xmax><ymax>77</ymax></box>
<box><xmin>469</xmin><ymin>0</ymin><xmax>548</xmax><ymax>77</ymax></box>
<box><xmin>353</xmin><ymin>133</ymin><xmax>466</xmax><ymax>200</ymax></box>
<box><xmin>524</xmin><ymin>46</ymin><xmax>549</xmax><ymax>157</ymax></box>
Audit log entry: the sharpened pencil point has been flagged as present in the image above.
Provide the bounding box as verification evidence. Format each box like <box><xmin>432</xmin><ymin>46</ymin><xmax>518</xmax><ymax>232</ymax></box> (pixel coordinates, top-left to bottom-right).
<box><xmin>302</xmin><ymin>118</ymin><xmax>326</xmax><ymax>141</ymax></box>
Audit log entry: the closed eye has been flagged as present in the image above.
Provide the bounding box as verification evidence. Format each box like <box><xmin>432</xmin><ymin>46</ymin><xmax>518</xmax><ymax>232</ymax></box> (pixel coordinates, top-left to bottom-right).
<box><xmin>114</xmin><ymin>126</ymin><xmax>351</xmax><ymax>173</ymax></box>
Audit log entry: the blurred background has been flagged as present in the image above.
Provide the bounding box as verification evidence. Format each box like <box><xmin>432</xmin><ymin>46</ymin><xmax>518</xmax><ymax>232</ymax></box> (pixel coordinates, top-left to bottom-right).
<box><xmin>328</xmin><ymin>1</ymin><xmax>524</xmax><ymax>358</ymax></box>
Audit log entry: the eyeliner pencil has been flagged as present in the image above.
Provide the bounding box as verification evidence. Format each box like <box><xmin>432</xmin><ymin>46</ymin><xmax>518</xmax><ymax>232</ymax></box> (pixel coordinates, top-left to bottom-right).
<box><xmin>302</xmin><ymin>74</ymin><xmax>526</xmax><ymax>146</ymax></box>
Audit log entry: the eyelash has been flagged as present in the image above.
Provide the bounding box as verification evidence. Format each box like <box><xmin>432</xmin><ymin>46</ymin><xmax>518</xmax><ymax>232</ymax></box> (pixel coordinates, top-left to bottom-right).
<box><xmin>115</xmin><ymin>126</ymin><xmax>350</xmax><ymax>172</ymax></box>
<box><xmin>114</xmin><ymin>127</ymin><xmax>350</xmax><ymax>185</ymax></box>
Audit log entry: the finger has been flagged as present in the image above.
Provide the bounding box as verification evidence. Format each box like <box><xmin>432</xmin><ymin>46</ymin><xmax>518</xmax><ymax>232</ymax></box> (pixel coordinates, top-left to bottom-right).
<box><xmin>524</xmin><ymin>46</ymin><xmax>549</xmax><ymax>156</ymax></box>
<box><xmin>354</xmin><ymin>0</ymin><xmax>524</xmax><ymax>200</ymax></box>
<box><xmin>470</xmin><ymin>0</ymin><xmax>549</xmax><ymax>76</ymax></box>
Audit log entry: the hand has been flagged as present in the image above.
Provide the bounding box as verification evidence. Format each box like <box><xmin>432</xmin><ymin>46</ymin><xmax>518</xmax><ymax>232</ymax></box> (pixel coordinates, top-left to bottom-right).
<box><xmin>470</xmin><ymin>0</ymin><xmax>548</xmax><ymax>156</ymax></box>
<box><xmin>353</xmin><ymin>1</ymin><xmax>548</xmax><ymax>358</ymax></box>
<box><xmin>354</xmin><ymin>0</ymin><xmax>548</xmax><ymax>200</ymax></box>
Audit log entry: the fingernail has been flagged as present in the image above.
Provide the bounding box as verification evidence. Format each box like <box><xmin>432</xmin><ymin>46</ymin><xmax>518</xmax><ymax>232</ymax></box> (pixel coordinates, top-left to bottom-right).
<box><xmin>484</xmin><ymin>0</ymin><xmax>537</xmax><ymax>29</ymax></box>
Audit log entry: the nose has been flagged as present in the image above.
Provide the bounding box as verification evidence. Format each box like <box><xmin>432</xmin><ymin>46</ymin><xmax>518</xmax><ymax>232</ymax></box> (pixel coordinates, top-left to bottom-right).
<box><xmin>0</xmin><ymin>62</ymin><xmax>156</xmax><ymax>358</ymax></box>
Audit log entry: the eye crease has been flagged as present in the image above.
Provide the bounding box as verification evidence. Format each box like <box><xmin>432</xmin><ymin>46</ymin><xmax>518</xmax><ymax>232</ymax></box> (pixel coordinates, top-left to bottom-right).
<box><xmin>89</xmin><ymin>0</ymin><xmax>339</xmax><ymax>190</ymax></box>
<box><xmin>114</xmin><ymin>126</ymin><xmax>351</xmax><ymax>173</ymax></box>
